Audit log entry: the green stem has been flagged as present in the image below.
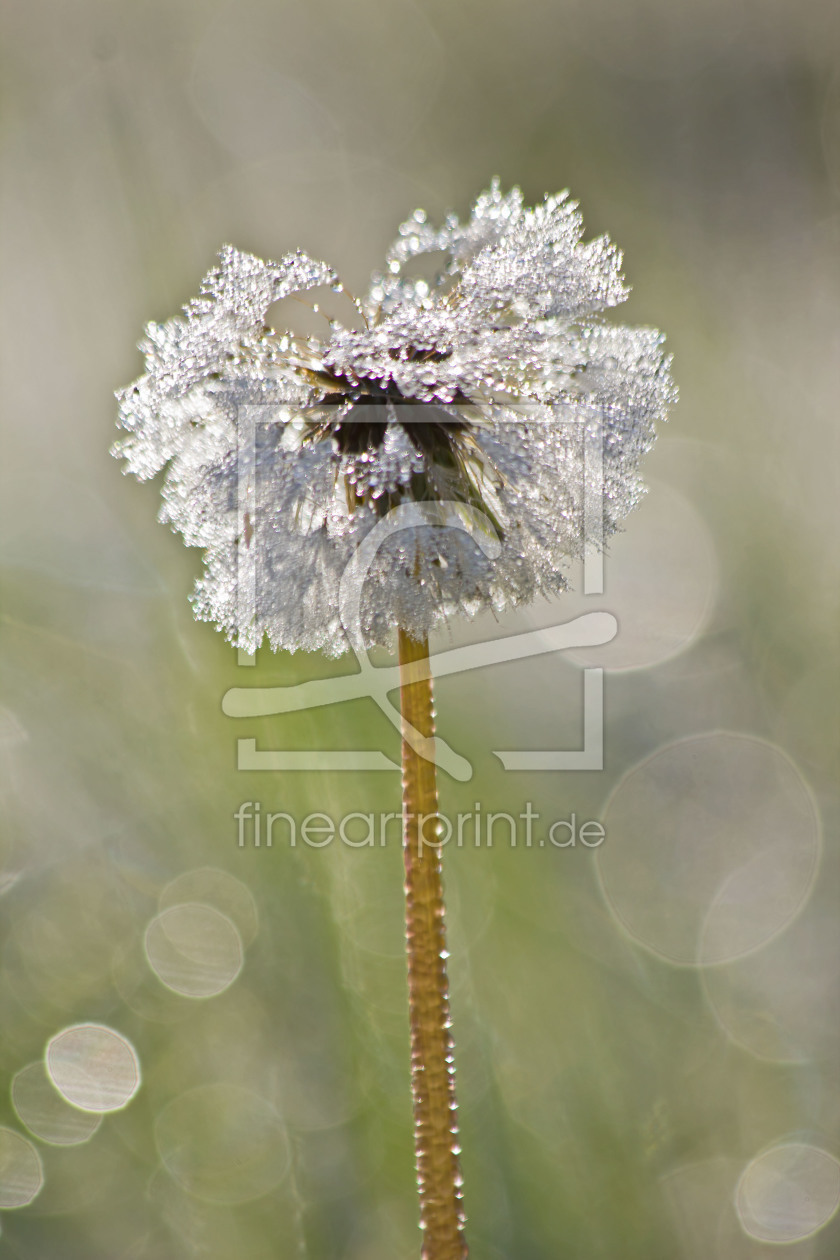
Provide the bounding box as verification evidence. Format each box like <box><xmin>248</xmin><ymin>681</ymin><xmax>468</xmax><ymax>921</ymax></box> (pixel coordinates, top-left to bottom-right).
<box><xmin>399</xmin><ymin>628</ymin><xmax>467</xmax><ymax>1260</ymax></box>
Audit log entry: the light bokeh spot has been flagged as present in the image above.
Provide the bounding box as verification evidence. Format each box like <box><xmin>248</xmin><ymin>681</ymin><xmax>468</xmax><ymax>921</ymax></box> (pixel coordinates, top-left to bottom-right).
<box><xmin>562</xmin><ymin>481</ymin><xmax>718</xmax><ymax>671</ymax></box>
<box><xmin>112</xmin><ymin>937</ymin><xmax>198</xmax><ymax>1025</ymax></box>
<box><xmin>597</xmin><ymin>734</ymin><xmax>820</xmax><ymax>965</ymax></box>
<box><xmin>12</xmin><ymin>1060</ymin><xmax>102</xmax><ymax>1145</ymax></box>
<box><xmin>0</xmin><ymin>705</ymin><xmax>27</xmax><ymax>746</ymax></box>
<box><xmin>155</xmin><ymin>1084</ymin><xmax>290</xmax><ymax>1205</ymax></box>
<box><xmin>0</xmin><ymin>871</ymin><xmax>21</xmax><ymax>898</ymax></box>
<box><xmin>703</xmin><ymin>910</ymin><xmax>840</xmax><ymax>1063</ymax></box>
<box><xmin>159</xmin><ymin>868</ymin><xmax>259</xmax><ymax>948</ymax></box>
<box><xmin>145</xmin><ymin>903</ymin><xmax>244</xmax><ymax>998</ymax></box>
<box><xmin>0</xmin><ymin>1127</ymin><xmax>44</xmax><ymax>1209</ymax></box>
<box><xmin>46</xmin><ymin>1024</ymin><xmax>141</xmax><ymax>1113</ymax></box>
<box><xmin>736</xmin><ymin>1143</ymin><xmax>840</xmax><ymax>1243</ymax></box>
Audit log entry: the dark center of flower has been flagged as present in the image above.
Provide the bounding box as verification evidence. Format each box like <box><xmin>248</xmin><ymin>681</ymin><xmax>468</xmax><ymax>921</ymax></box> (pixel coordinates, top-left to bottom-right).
<box><xmin>317</xmin><ymin>373</ymin><xmax>466</xmax><ymax>460</ymax></box>
<box><xmin>301</xmin><ymin>370</ymin><xmax>502</xmax><ymax>529</ymax></box>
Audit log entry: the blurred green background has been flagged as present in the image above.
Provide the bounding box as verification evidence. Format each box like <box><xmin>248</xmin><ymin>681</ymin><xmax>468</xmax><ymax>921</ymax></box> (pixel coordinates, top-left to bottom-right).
<box><xmin>1</xmin><ymin>1</ymin><xmax>839</xmax><ymax>1256</ymax></box>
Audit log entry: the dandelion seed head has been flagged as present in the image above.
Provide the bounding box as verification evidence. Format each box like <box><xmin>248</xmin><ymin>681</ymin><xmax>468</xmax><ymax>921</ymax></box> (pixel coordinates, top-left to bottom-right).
<box><xmin>114</xmin><ymin>183</ymin><xmax>675</xmax><ymax>656</ymax></box>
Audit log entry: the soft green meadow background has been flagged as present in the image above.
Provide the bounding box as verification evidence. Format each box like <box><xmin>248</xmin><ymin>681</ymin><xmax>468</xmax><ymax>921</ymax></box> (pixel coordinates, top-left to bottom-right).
<box><xmin>1</xmin><ymin>1</ymin><xmax>839</xmax><ymax>1256</ymax></box>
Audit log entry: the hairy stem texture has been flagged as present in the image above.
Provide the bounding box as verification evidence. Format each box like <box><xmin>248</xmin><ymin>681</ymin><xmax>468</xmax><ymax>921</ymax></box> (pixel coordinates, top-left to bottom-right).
<box><xmin>399</xmin><ymin>628</ymin><xmax>467</xmax><ymax>1260</ymax></box>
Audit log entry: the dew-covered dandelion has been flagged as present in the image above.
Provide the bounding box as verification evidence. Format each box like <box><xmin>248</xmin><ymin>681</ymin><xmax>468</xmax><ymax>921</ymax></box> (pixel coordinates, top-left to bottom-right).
<box><xmin>115</xmin><ymin>181</ymin><xmax>672</xmax><ymax>657</ymax></box>
<box><xmin>114</xmin><ymin>182</ymin><xmax>674</xmax><ymax>1260</ymax></box>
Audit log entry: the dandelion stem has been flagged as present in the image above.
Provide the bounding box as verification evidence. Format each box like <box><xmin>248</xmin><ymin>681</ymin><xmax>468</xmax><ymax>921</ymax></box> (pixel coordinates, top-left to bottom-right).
<box><xmin>399</xmin><ymin>628</ymin><xmax>467</xmax><ymax>1260</ymax></box>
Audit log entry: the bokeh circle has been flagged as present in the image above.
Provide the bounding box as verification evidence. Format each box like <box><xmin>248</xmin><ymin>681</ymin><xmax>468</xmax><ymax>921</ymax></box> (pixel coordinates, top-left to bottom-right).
<box><xmin>597</xmin><ymin>733</ymin><xmax>820</xmax><ymax>965</ymax></box>
<box><xmin>46</xmin><ymin>1024</ymin><xmax>141</xmax><ymax>1113</ymax></box>
<box><xmin>736</xmin><ymin>1143</ymin><xmax>840</xmax><ymax>1243</ymax></box>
